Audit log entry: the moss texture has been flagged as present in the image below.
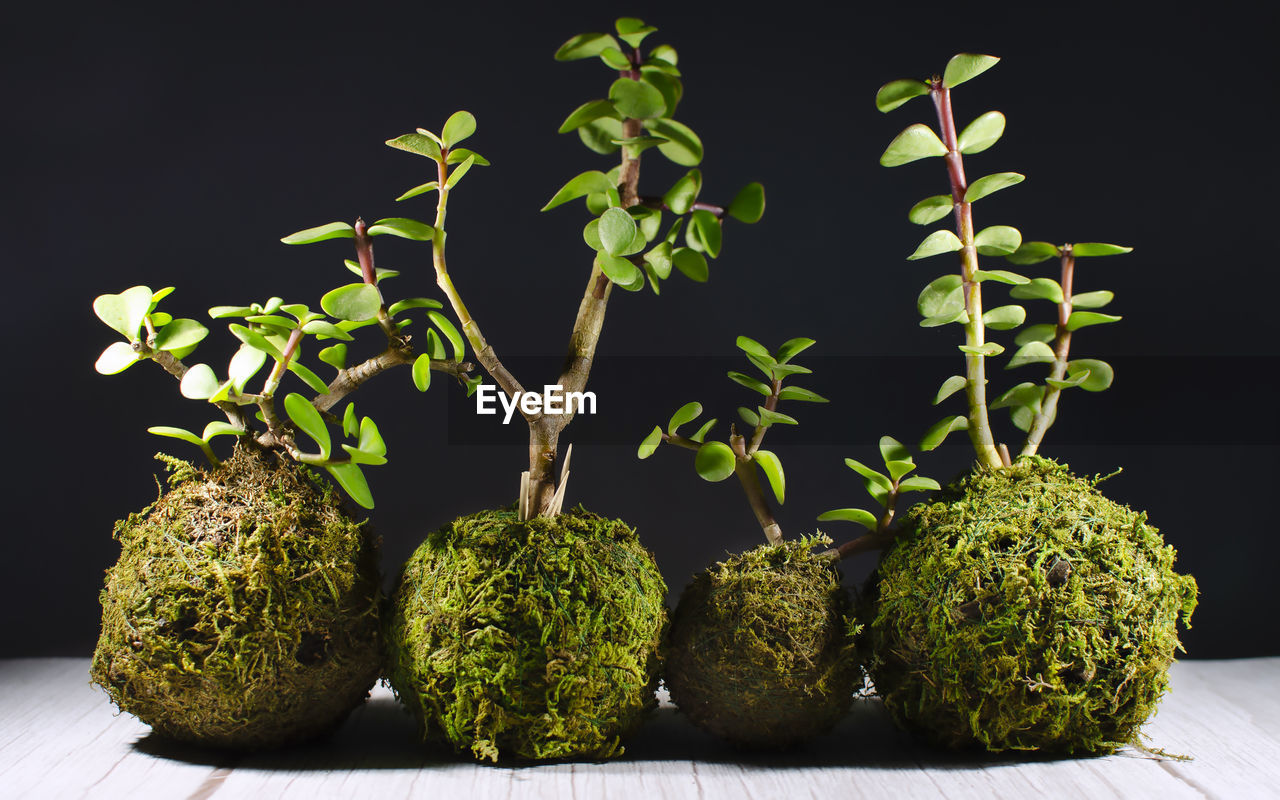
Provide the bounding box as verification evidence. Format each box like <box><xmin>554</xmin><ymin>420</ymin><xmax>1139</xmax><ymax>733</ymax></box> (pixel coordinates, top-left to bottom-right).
<box><xmin>865</xmin><ymin>456</ymin><xmax>1198</xmax><ymax>753</ymax></box>
<box><xmin>384</xmin><ymin>506</ymin><xmax>667</xmax><ymax>762</ymax></box>
<box><xmin>665</xmin><ymin>536</ymin><xmax>861</xmax><ymax>749</ymax></box>
<box><xmin>90</xmin><ymin>447</ymin><xmax>383</xmax><ymax>749</ymax></box>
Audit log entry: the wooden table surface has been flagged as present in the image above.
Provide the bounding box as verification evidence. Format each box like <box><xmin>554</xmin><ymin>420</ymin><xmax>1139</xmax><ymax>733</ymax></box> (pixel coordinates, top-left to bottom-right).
<box><xmin>2</xmin><ymin>658</ymin><xmax>1277</xmax><ymax>799</ymax></box>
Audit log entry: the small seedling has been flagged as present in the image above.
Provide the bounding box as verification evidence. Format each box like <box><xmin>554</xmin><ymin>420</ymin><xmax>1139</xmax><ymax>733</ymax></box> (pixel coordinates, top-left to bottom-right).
<box><xmin>92</xmin><ymin>218</ymin><xmax>473</xmax><ymax>507</ymax></box>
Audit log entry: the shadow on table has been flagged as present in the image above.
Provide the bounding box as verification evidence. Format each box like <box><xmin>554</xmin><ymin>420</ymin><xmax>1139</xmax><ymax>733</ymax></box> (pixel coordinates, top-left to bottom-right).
<box><xmin>132</xmin><ymin>693</ymin><xmax>1104</xmax><ymax>772</ymax></box>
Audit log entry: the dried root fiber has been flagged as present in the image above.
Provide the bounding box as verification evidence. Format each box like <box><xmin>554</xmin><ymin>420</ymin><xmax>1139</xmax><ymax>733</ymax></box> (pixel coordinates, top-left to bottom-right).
<box><xmin>865</xmin><ymin>456</ymin><xmax>1198</xmax><ymax>753</ymax></box>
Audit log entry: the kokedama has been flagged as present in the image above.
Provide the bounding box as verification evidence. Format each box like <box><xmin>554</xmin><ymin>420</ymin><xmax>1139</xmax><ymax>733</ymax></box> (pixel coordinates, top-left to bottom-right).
<box><xmin>638</xmin><ymin>338</ymin><xmax>859</xmax><ymax>748</ymax></box>
<box><xmin>820</xmin><ymin>53</ymin><xmax>1198</xmax><ymax>753</ymax></box>
<box><xmin>381</xmin><ymin>17</ymin><xmax>766</xmax><ymax>762</ymax></box>
<box><xmin>90</xmin><ymin>207</ymin><xmax>474</xmax><ymax>745</ymax></box>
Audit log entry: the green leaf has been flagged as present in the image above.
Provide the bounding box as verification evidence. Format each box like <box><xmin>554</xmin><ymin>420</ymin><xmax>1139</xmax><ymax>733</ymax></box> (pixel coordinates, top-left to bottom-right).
<box><xmin>179</xmin><ymin>363</ymin><xmax>220</xmax><ymax>400</ymax></box>
<box><xmin>284</xmin><ymin>393</ymin><xmax>330</xmax><ymax>459</ymax></box>
<box><xmin>727</xmin><ymin>182</ymin><xmax>766</xmax><ymax>224</ymax></box>
<box><xmin>644</xmin><ymin>242</ymin><xmax>673</xmax><ymax>280</ymax></box>
<box><xmin>778</xmin><ymin>386</ymin><xmax>827</xmax><ymax>403</ymax></box>
<box><xmin>754</xmin><ymin>450</ymin><xmax>785</xmax><ymax>504</ymax></box>
<box><xmin>578</xmin><ymin>117</ymin><xmax>624</xmax><ymax>155</ymax></box>
<box><xmin>320</xmin><ymin>284</ymin><xmax>382</xmax><ymax>322</ymax></box>
<box><xmin>288</xmin><ymin>361</ymin><xmax>330</xmax><ymax>394</ymax></box>
<box><xmin>94</xmin><ymin>286</ymin><xmax>154</xmax><ymax>340</ymax></box>
<box><xmin>396</xmin><ymin>181</ymin><xmax>439</xmax><ymax>202</ymax></box>
<box><xmin>974</xmin><ymin>225</ymin><xmax>1022</xmax><ymax>256</ymax></box>
<box><xmin>920</xmin><ymin>415</ymin><xmax>969</xmax><ymax>451</ymax></box>
<box><xmin>880</xmin><ymin>124</ymin><xmax>947</xmax><ymax>167</ymax></box>
<box><xmin>668</xmin><ymin>401</ymin><xmax>702</xmax><ymax>434</ymax></box>
<box><xmin>318</xmin><ymin>344</ymin><xmax>347</xmax><ymax>370</ymax></box>
<box><xmin>1071</xmin><ymin>290</ymin><xmax>1115</xmax><ymax>309</ymax></box>
<box><xmin>543</xmin><ymin>170</ymin><xmax>618</xmax><ymax>211</ymax></box>
<box><xmin>920</xmin><ymin>309</ymin><xmax>969</xmax><ymax>328</ymax></box>
<box><xmin>957</xmin><ymin>111</ymin><xmax>1006</xmax><ymax>154</ymax></box>
<box><xmin>908</xmin><ymin>229</ymin><xmax>963</xmax><ymax>260</ymax></box>
<box><xmin>598</xmin><ymin>208</ymin><xmax>638</xmax><ymax>256</ymax></box>
<box><xmin>368</xmin><ymin>217</ymin><xmax>435</xmax><ymax>241</ymax></box>
<box><xmin>386</xmin><ymin>132</ymin><xmax>442</xmax><ymax>161</ymax></box>
<box><xmin>208</xmin><ymin>305</ymin><xmax>255</xmax><ymax>320</ymax></box>
<box><xmin>735</xmin><ymin>336</ymin><xmax>769</xmax><ymax>359</ymax></box>
<box><xmin>845</xmin><ymin>458</ymin><xmax>892</xmax><ymax>498</ymax></box>
<box><xmin>598</xmin><ymin>253</ymin><xmax>643</xmax><ymax>289</ymax></box>
<box><xmin>918</xmin><ymin>274</ymin><xmax>965</xmax><ymax>317</ymax></box>
<box><xmin>1072</xmin><ymin>242</ymin><xmax>1133</xmax><ymax>257</ymax></box>
<box><xmin>974</xmin><ymin>269</ymin><xmax>1030</xmax><ymax>285</ymax></box>
<box><xmin>1007</xmin><ymin>241</ymin><xmax>1060</xmax><ymax>265</ymax></box>
<box><xmin>899</xmin><ymin>475</ymin><xmax>941</xmax><ymax>493</ymax></box>
<box><xmin>615</xmin><ymin>17</ymin><xmax>656</xmax><ymax>48</ymax></box>
<box><xmin>690</xmin><ymin>209</ymin><xmax>722</xmax><ymax>258</ymax></box>
<box><xmin>649</xmin><ymin>44</ymin><xmax>678</xmax><ymax>65</ymax></box>
<box><xmin>958</xmin><ymin>342</ymin><xmax>1005</xmax><ymax>356</ymax></box>
<box><xmin>343</xmin><ymin>260</ymin><xmax>400</xmax><ymax>284</ymax></box>
<box><xmin>775</xmin><ymin>338</ymin><xmax>815</xmax><ymax>363</ymax></box>
<box><xmin>638</xmin><ymin>425</ymin><xmax>663</xmax><ymax>459</ymax></box>
<box><xmin>943</xmin><ymin>53</ymin><xmax>1000</xmax><ymax>88</ymax></box>
<box><xmin>95</xmin><ymin>341</ymin><xmax>142</xmax><ymax>374</ymax></box>
<box><xmin>356</xmin><ymin>416</ymin><xmax>386</xmax><ymax>457</ymax></box>
<box><xmin>1045</xmin><ymin>371</ymin><xmax>1087</xmax><ymax>389</ymax></box>
<box><xmin>147</xmin><ymin>426</ymin><xmax>205</xmax><ymax>448</ymax></box>
<box><xmin>770</xmin><ymin>363</ymin><xmax>812</xmax><ymax>379</ymax></box>
<box><xmin>326</xmin><ymin>463</ymin><xmax>373</xmax><ymax>509</ymax></box>
<box><xmin>427</xmin><ymin>311</ymin><xmax>464</xmax><ymax>360</ymax></box>
<box><xmin>965</xmin><ymin>172</ymin><xmax>1024</xmax><ymax>203</ymax></box>
<box><xmin>202</xmin><ymin>421</ymin><xmax>243</xmax><ymax>441</ymax></box>
<box><xmin>280</xmin><ymin>222</ymin><xmax>355</xmax><ymax>245</ymax></box>
<box><xmin>690</xmin><ymin>418</ymin><xmax>717</xmax><ymax>443</ymax></box>
<box><xmin>1011</xmin><ymin>404</ymin><xmax>1040</xmax><ymax>432</ymax></box>
<box><xmin>244</xmin><ymin>314</ymin><xmax>297</xmax><ymax>332</ymax></box>
<box><xmin>880</xmin><ymin>435</ymin><xmax>911</xmax><ymax>464</ymax></box>
<box><xmin>727</xmin><ymin>371</ymin><xmax>771</xmax><ymax>397</ymax></box>
<box><xmin>1067</xmin><ymin>358</ymin><xmax>1114</xmax><ymax>391</ymax></box>
<box><xmin>441</xmin><ymin>111</ymin><xmax>476</xmax><ymax>148</ymax></box>
<box><xmin>447</xmin><ymin>148</ymin><xmax>489</xmax><ymax>167</ymax></box>
<box><xmin>662</xmin><ymin>169</ymin><xmax>702</xmax><ymax>215</ymax></box>
<box><xmin>738</xmin><ymin>407</ymin><xmax>760</xmax><ymax>427</ymax></box>
<box><xmin>301</xmin><ymin>320</ymin><xmax>354</xmax><ymax>341</ymax></box>
<box><xmin>558</xmin><ymin>99</ymin><xmax>620</xmax><ymax>134</ymax></box>
<box><xmin>343</xmin><ymin>403</ymin><xmax>358</xmax><ymax>438</ymax></box>
<box><xmin>876</xmin><ymin>78</ymin><xmax>930</xmax><ymax>112</ymax></box>
<box><xmin>151</xmin><ymin>318</ymin><xmax>209</xmax><ymax>352</ymax></box>
<box><xmin>598</xmin><ymin>47</ymin><xmax>631</xmax><ymax>70</ymax></box>
<box><xmin>1006</xmin><ymin>340</ymin><xmax>1056</xmax><ymax>368</ymax></box>
<box><xmin>818</xmin><ymin>508</ymin><xmax>878</xmax><ymax>529</ymax></box>
<box><xmin>228</xmin><ymin>344</ymin><xmax>267</xmax><ymax>392</ymax></box>
<box><xmin>555</xmin><ymin>32</ymin><xmax>622</xmax><ymax>61</ymax></box>
<box><xmin>640</xmin><ymin>69</ymin><xmax>681</xmax><ymax>116</ymax></box>
<box><xmin>1010</xmin><ymin>277</ymin><xmax>1064</xmax><ymax>304</ymax></box>
<box><xmin>695</xmin><ymin>441</ymin><xmax>737</xmax><ymax>482</ymax></box>
<box><xmin>425</xmin><ymin>329</ymin><xmax>447</xmax><ymax>360</ymax></box>
<box><xmin>758</xmin><ymin>407</ymin><xmax>799</xmax><ymax>426</ymax></box>
<box><xmin>1066</xmin><ymin>311</ymin><xmax>1122</xmax><ymax>331</ymax></box>
<box><xmin>934</xmin><ymin>375</ymin><xmax>967</xmax><ymax>405</ymax></box>
<box><xmin>909</xmin><ymin>195</ymin><xmax>953</xmax><ymax>225</ymax></box>
<box><xmin>631</xmin><ymin>206</ymin><xmax>662</xmax><ymax>242</ymax></box>
<box><xmin>644</xmin><ymin>118</ymin><xmax>703</xmax><ymax>166</ymax></box>
<box><xmin>609</xmin><ymin>78</ymin><xmax>666</xmax><ymax>120</ymax></box>
<box><xmin>1015</xmin><ymin>324</ymin><xmax>1057</xmax><ymax>346</ymax></box>
<box><xmin>991</xmin><ymin>382</ymin><xmax>1043</xmax><ymax>411</ymax></box>
<box><xmin>672</xmin><ymin>247</ymin><xmax>708</xmax><ymax>282</ymax></box>
<box><xmin>228</xmin><ymin>324</ymin><xmax>284</xmax><ymax>360</ymax></box>
<box><xmin>445</xmin><ymin>155</ymin><xmax>476</xmax><ymax>189</ymax></box>
<box><xmin>885</xmin><ymin>459</ymin><xmax>916</xmax><ymax>482</ymax></box>
<box><xmin>983</xmin><ymin>304</ymin><xmax>1026</xmax><ymax>330</ymax></box>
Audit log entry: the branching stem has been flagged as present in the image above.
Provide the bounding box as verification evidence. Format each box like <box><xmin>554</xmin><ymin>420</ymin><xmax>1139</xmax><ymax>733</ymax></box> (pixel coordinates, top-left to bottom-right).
<box><xmin>1021</xmin><ymin>248</ymin><xmax>1075</xmax><ymax>456</ymax></box>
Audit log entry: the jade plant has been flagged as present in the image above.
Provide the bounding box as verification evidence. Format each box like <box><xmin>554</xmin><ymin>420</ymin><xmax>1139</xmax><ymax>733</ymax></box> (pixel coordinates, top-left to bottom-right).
<box><xmin>381</xmin><ymin>17</ymin><xmax>765</xmax><ymax>762</ymax></box>
<box><xmin>89</xmin><ymin>222</ymin><xmax>472</xmax><ymax>748</ymax></box>
<box><xmin>637</xmin><ymin>337</ymin><xmax>859</xmax><ymax>749</ymax></box>
<box><xmin>821</xmin><ymin>53</ymin><xmax>1197</xmax><ymax>753</ymax></box>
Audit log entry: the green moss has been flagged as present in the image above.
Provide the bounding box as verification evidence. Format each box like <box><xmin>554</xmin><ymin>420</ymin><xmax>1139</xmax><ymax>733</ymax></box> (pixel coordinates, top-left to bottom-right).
<box><xmin>90</xmin><ymin>446</ymin><xmax>383</xmax><ymax>749</ymax></box>
<box><xmin>865</xmin><ymin>456</ymin><xmax>1198</xmax><ymax>753</ymax></box>
<box><xmin>384</xmin><ymin>506</ymin><xmax>667</xmax><ymax>762</ymax></box>
<box><xmin>665</xmin><ymin>536</ymin><xmax>861</xmax><ymax>749</ymax></box>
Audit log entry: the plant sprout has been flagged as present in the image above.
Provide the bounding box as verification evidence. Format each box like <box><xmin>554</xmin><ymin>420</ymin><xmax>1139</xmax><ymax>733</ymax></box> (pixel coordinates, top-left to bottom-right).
<box><xmin>92</xmin><ymin>216</ymin><xmax>474</xmax><ymax>508</ymax></box>
<box><xmin>639</xmin><ymin>336</ymin><xmax>826</xmax><ymax>544</ymax></box>
<box><xmin>386</xmin><ymin>17</ymin><xmax>764</xmax><ymax>519</ymax></box>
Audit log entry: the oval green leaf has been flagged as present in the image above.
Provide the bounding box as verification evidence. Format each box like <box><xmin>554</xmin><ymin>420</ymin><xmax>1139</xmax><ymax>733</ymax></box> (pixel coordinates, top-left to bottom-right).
<box><xmin>983</xmin><ymin>304</ymin><xmax>1026</xmax><ymax>330</ymax></box>
<box><xmin>1067</xmin><ymin>358</ymin><xmax>1114</xmax><ymax>391</ymax></box>
<box><xmin>321</xmin><ymin>284</ymin><xmax>382</xmax><ymax>322</ymax></box>
<box><xmin>881</xmin><ymin>124</ymin><xmax>947</xmax><ymax>167</ymax></box>
<box><xmin>284</xmin><ymin>392</ymin><xmax>330</xmax><ymax>459</ymax></box>
<box><xmin>94</xmin><ymin>341</ymin><xmax>142</xmax><ymax>375</ymax></box>
<box><xmin>179</xmin><ymin>363</ymin><xmax>220</xmax><ymax>400</ymax></box>
<box><xmin>818</xmin><ymin>507</ymin><xmax>878</xmax><ymax>529</ymax></box>
<box><xmin>727</xmin><ymin>182</ymin><xmax>766</xmax><ymax>224</ymax></box>
<box><xmin>957</xmin><ymin>111</ymin><xmax>1005</xmax><ymax>154</ymax></box>
<box><xmin>93</xmin><ymin>285</ymin><xmax>153</xmax><ymax>341</ymax></box>
<box><xmin>920</xmin><ymin>415</ymin><xmax>969</xmax><ymax>451</ymax></box>
<box><xmin>964</xmin><ymin>172</ymin><xmax>1024</xmax><ymax>203</ymax></box>
<box><xmin>638</xmin><ymin>425</ymin><xmax>664</xmax><ymax>459</ymax></box>
<box><xmin>694</xmin><ymin>441</ymin><xmax>737</xmax><ymax>482</ymax></box>
<box><xmin>754</xmin><ymin>450</ymin><xmax>785</xmax><ymax>504</ymax></box>
<box><xmin>909</xmin><ymin>195</ymin><xmax>953</xmax><ymax>225</ymax></box>
<box><xmin>1072</xmin><ymin>242</ymin><xmax>1133</xmax><ymax>257</ymax></box>
<box><xmin>1066</xmin><ymin>311</ymin><xmax>1122</xmax><ymax>331</ymax></box>
<box><xmin>280</xmin><ymin>221</ymin><xmax>355</xmax><ymax>245</ymax></box>
<box><xmin>876</xmin><ymin>78</ymin><xmax>930</xmax><ymax>112</ymax></box>
<box><xmin>1071</xmin><ymin>290</ymin><xmax>1115</xmax><ymax>309</ymax></box>
<box><xmin>908</xmin><ymin>230</ymin><xmax>963</xmax><ymax>260</ymax></box>
<box><xmin>973</xmin><ymin>225</ymin><xmax>1022</xmax><ymax>256</ymax></box>
<box><xmin>943</xmin><ymin>54</ymin><xmax>1000</xmax><ymax>88</ymax></box>
<box><xmin>609</xmin><ymin>78</ymin><xmax>666</xmax><ymax>120</ymax></box>
<box><xmin>668</xmin><ymin>401</ymin><xmax>703</xmax><ymax>434</ymax></box>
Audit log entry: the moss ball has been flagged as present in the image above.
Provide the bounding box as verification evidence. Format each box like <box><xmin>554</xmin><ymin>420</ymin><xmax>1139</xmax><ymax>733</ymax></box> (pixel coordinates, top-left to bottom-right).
<box><xmin>665</xmin><ymin>536</ymin><xmax>861</xmax><ymax>749</ymax></box>
<box><xmin>865</xmin><ymin>456</ymin><xmax>1198</xmax><ymax>753</ymax></box>
<box><xmin>90</xmin><ymin>447</ymin><xmax>383</xmax><ymax>749</ymax></box>
<box><xmin>384</xmin><ymin>506</ymin><xmax>667</xmax><ymax>762</ymax></box>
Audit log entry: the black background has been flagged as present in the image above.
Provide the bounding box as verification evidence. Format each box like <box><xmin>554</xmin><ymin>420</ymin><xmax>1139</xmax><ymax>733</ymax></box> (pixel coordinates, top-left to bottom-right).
<box><xmin>5</xmin><ymin>1</ymin><xmax>1276</xmax><ymax>658</ymax></box>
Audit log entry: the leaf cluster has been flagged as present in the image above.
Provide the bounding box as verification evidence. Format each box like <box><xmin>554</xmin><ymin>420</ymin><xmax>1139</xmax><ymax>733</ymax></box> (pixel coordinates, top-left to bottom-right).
<box><xmin>819</xmin><ymin>436</ymin><xmax>939</xmax><ymax>532</ymax></box>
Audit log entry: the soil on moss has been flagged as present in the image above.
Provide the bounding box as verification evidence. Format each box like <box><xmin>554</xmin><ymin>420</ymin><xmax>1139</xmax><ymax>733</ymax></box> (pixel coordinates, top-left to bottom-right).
<box><xmin>865</xmin><ymin>456</ymin><xmax>1198</xmax><ymax>754</ymax></box>
<box><xmin>90</xmin><ymin>446</ymin><xmax>383</xmax><ymax>749</ymax></box>
<box><xmin>665</xmin><ymin>535</ymin><xmax>861</xmax><ymax>749</ymax></box>
<box><xmin>383</xmin><ymin>506</ymin><xmax>667</xmax><ymax>762</ymax></box>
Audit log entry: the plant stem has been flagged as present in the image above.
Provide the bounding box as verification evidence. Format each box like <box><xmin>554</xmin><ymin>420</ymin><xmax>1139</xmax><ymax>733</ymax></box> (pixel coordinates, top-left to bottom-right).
<box><xmin>352</xmin><ymin>218</ymin><xmax>404</xmax><ymax>343</ymax></box>
<box><xmin>746</xmin><ymin>380</ymin><xmax>781</xmax><ymax>455</ymax></box>
<box><xmin>1021</xmin><ymin>248</ymin><xmax>1075</xmax><ymax>456</ymax></box>
<box><xmin>932</xmin><ymin>82</ymin><xmax>1003</xmax><ymax>471</ymax></box>
<box><xmin>729</xmin><ymin>428</ymin><xmax>782</xmax><ymax>544</ymax></box>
